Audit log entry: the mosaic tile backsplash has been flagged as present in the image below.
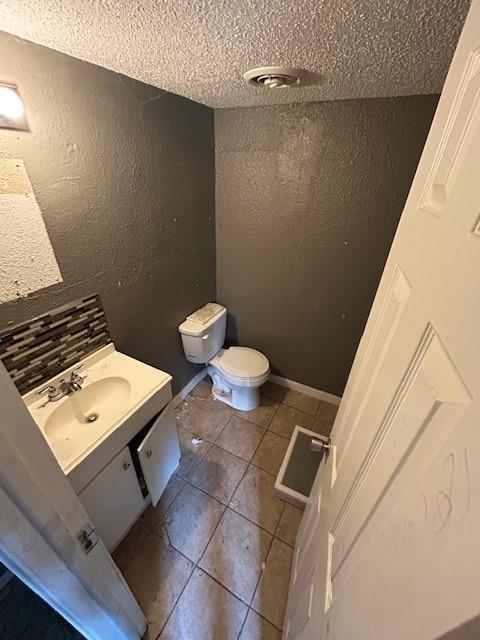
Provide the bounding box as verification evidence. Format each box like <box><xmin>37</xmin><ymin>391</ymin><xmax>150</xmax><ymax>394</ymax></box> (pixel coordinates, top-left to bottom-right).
<box><xmin>0</xmin><ymin>294</ymin><xmax>112</xmax><ymax>395</ymax></box>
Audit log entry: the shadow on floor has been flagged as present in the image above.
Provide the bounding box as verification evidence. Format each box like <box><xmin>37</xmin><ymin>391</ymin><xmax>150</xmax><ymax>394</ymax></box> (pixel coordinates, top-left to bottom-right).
<box><xmin>113</xmin><ymin>378</ymin><xmax>338</xmax><ymax>639</ymax></box>
<box><xmin>0</xmin><ymin>574</ymin><xmax>84</xmax><ymax>640</ymax></box>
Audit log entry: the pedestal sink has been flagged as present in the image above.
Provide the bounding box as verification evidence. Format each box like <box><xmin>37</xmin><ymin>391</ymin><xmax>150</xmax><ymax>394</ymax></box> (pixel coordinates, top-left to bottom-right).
<box><xmin>45</xmin><ymin>376</ymin><xmax>131</xmax><ymax>441</ymax></box>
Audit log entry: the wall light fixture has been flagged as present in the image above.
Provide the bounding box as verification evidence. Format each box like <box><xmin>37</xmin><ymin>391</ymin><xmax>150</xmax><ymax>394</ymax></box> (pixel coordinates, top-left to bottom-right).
<box><xmin>0</xmin><ymin>83</ymin><xmax>29</xmax><ymax>131</ymax></box>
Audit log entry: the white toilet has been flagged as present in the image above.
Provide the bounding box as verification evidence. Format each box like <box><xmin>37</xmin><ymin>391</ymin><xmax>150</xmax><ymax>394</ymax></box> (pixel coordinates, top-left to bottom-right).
<box><xmin>179</xmin><ymin>303</ymin><xmax>270</xmax><ymax>411</ymax></box>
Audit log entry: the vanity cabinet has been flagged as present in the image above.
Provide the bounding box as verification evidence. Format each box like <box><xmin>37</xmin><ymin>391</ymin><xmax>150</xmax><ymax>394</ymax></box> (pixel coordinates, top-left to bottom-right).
<box><xmin>77</xmin><ymin>401</ymin><xmax>181</xmax><ymax>551</ymax></box>
<box><xmin>78</xmin><ymin>447</ymin><xmax>145</xmax><ymax>550</ymax></box>
<box><xmin>137</xmin><ymin>402</ymin><xmax>180</xmax><ymax>505</ymax></box>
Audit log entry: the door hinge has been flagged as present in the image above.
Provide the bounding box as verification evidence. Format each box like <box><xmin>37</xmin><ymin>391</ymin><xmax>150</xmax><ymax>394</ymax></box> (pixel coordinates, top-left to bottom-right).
<box><xmin>77</xmin><ymin>525</ymin><xmax>100</xmax><ymax>554</ymax></box>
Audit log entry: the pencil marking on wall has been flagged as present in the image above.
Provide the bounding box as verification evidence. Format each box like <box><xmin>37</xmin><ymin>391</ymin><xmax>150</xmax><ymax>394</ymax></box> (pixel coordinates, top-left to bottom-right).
<box><xmin>435</xmin><ymin>491</ymin><xmax>453</xmax><ymax>534</ymax></box>
<box><xmin>458</xmin><ymin>448</ymin><xmax>472</xmax><ymax>523</ymax></box>
<box><xmin>420</xmin><ymin>492</ymin><xmax>428</xmax><ymax>523</ymax></box>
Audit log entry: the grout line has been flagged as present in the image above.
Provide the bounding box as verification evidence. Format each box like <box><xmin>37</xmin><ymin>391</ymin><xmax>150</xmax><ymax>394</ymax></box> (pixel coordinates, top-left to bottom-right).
<box><xmin>236</xmin><ymin>605</ymin><xmax>285</xmax><ymax>640</ymax></box>
<box><xmin>153</xmin><ymin>470</ymin><xmax>230</xmax><ymax>636</ymax></box>
<box><xmin>138</xmin><ymin>502</ymin><xmax>293</xmax><ymax>638</ymax></box>
<box><xmin>188</xmin><ymin>431</ymin><xmax>255</xmax><ymax>467</ymax></box>
<box><xmin>158</xmin><ymin>474</ymin><xmax>297</xmax><ymax>551</ymax></box>
<box><xmin>211</xmin><ymin>419</ymin><xmax>267</xmax><ymax>463</ymax></box>
<box><xmin>175</xmin><ymin>389</ymin><xmax>298</xmax><ymax>513</ymax></box>
<box><xmin>236</xmin><ymin>612</ymin><xmax>248</xmax><ymax>640</ymax></box>
<box><xmin>228</xmin><ymin>426</ymin><xmax>270</xmax><ymax>505</ymax></box>
<box><xmin>185</xmin><ymin>448</ymin><xmax>248</xmax><ymax>506</ymax></box>
<box><xmin>273</xmin><ymin>502</ymin><xmax>287</xmax><ymax>539</ymax></box>
<box><xmin>282</xmin><ymin>397</ymin><xmax>319</xmax><ymax>418</ymax></box>
<box><xmin>175</xmin><ymin>430</ymin><xmax>214</xmax><ymax>480</ymax></box>
<box><xmin>158</xmin><ymin>479</ymin><xmax>189</xmax><ymax>522</ymax></box>
<box><xmin>154</xmin><ymin>558</ymin><xmax>196</xmax><ymax>639</ymax></box>
<box><xmin>266</xmin><ymin>400</ymin><xmax>283</xmax><ymax>432</ymax></box>
<box><xmin>151</xmin><ymin>386</ymin><xmax>301</xmax><ymax>637</ymax></box>
<box><xmin>221</xmin><ymin>453</ymin><xmax>253</xmax><ymax>507</ymax></box>
<box><xmin>196</xmin><ymin>504</ymin><xmax>228</xmax><ymax>567</ymax></box>
<box><xmin>249</xmin><ymin>527</ymin><xmax>276</xmax><ymax>609</ymax></box>
<box><xmin>196</xmin><ymin>558</ymin><xmax>251</xmax><ymax>604</ymax></box>
<box><xmin>180</xmin><ymin>474</ymin><xmax>231</xmax><ymax>506</ymax></box>
<box><xmin>155</xmin><ymin>521</ymin><xmax>249</xmax><ymax>637</ymax></box>
<box><xmin>248</xmin><ymin>462</ymin><xmax>277</xmax><ymax>479</ymax></box>
<box><xmin>213</xmin><ymin>438</ymin><xmax>266</xmax><ymax>464</ymax></box>
<box><xmin>212</xmin><ymin>412</ymin><xmax>234</xmax><ymax>444</ymax></box>
<box><xmin>249</xmin><ymin>607</ymin><xmax>284</xmax><ymax>633</ymax></box>
<box><xmin>226</xmin><ymin>504</ymin><xmax>280</xmax><ymax>539</ymax></box>
<box><xmin>194</xmin><ymin>567</ymin><xmax>251</xmax><ymax>616</ymax></box>
<box><xmin>246</xmin><ymin>524</ymin><xmax>283</xmax><ymax>633</ymax></box>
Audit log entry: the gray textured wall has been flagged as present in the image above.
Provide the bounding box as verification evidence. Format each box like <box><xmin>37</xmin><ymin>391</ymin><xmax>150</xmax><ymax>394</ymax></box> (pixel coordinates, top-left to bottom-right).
<box><xmin>0</xmin><ymin>32</ymin><xmax>215</xmax><ymax>393</ymax></box>
<box><xmin>215</xmin><ymin>96</ymin><xmax>438</xmax><ymax>396</ymax></box>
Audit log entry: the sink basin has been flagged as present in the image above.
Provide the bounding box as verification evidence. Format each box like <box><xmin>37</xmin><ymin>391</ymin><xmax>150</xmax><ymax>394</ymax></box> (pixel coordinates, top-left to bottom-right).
<box><xmin>45</xmin><ymin>376</ymin><xmax>131</xmax><ymax>440</ymax></box>
<box><xmin>25</xmin><ymin>344</ymin><xmax>173</xmax><ymax>476</ymax></box>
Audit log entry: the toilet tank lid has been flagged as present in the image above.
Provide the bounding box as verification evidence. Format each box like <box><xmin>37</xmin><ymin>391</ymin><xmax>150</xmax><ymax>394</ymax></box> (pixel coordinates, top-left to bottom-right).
<box><xmin>187</xmin><ymin>303</ymin><xmax>225</xmax><ymax>325</ymax></box>
<box><xmin>179</xmin><ymin>303</ymin><xmax>226</xmax><ymax>337</ymax></box>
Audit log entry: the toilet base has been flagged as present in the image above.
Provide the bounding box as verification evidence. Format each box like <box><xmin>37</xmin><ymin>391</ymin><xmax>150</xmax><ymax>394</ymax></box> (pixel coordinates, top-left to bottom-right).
<box><xmin>207</xmin><ymin>367</ymin><xmax>261</xmax><ymax>411</ymax></box>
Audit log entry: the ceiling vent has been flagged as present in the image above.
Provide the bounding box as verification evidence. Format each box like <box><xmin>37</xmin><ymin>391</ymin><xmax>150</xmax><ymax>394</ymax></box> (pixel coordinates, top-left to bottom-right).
<box><xmin>243</xmin><ymin>66</ymin><xmax>306</xmax><ymax>89</ymax></box>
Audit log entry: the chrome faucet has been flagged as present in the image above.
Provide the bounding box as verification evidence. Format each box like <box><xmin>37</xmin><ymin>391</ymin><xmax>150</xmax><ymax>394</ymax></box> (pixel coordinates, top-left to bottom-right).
<box><xmin>38</xmin><ymin>365</ymin><xmax>86</xmax><ymax>402</ymax></box>
<box><xmin>68</xmin><ymin>367</ymin><xmax>84</xmax><ymax>392</ymax></box>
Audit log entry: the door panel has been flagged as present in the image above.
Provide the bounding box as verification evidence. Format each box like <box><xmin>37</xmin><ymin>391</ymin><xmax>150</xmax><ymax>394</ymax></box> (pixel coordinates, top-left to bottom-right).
<box><xmin>287</xmin><ymin>446</ymin><xmax>336</xmax><ymax>637</ymax></box>
<box><xmin>284</xmin><ymin>3</ymin><xmax>480</xmax><ymax>638</ymax></box>
<box><xmin>334</xmin><ymin>265</ymin><xmax>411</xmax><ymax>455</ymax></box>
<box><xmin>418</xmin><ymin>49</ymin><xmax>480</xmax><ymax>216</ymax></box>
<box><xmin>137</xmin><ymin>402</ymin><xmax>180</xmax><ymax>506</ymax></box>
<box><xmin>334</xmin><ymin>329</ymin><xmax>471</xmax><ymax>590</ymax></box>
<box><xmin>333</xmin><ymin>325</ymin><xmax>470</xmax><ymax>569</ymax></box>
<box><xmin>285</xmin><ymin>582</ymin><xmax>314</xmax><ymax>640</ymax></box>
<box><xmin>329</xmin><ymin>419</ymin><xmax>479</xmax><ymax>640</ymax></box>
<box><xmin>295</xmin><ymin>476</ymin><xmax>322</xmax><ymax>582</ymax></box>
<box><xmin>79</xmin><ymin>447</ymin><xmax>145</xmax><ymax>551</ymax></box>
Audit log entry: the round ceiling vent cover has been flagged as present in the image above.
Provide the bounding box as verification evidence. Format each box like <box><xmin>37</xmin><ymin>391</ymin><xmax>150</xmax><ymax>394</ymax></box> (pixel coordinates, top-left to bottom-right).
<box><xmin>243</xmin><ymin>66</ymin><xmax>306</xmax><ymax>89</ymax></box>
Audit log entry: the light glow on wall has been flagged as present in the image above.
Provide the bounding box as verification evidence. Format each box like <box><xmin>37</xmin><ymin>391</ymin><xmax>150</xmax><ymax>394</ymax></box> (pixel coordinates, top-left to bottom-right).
<box><xmin>0</xmin><ymin>84</ymin><xmax>28</xmax><ymax>130</ymax></box>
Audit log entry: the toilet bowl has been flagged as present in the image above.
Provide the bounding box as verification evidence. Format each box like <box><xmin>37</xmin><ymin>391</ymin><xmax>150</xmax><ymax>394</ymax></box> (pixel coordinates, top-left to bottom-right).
<box><xmin>208</xmin><ymin>346</ymin><xmax>270</xmax><ymax>410</ymax></box>
<box><xmin>178</xmin><ymin>304</ymin><xmax>270</xmax><ymax>411</ymax></box>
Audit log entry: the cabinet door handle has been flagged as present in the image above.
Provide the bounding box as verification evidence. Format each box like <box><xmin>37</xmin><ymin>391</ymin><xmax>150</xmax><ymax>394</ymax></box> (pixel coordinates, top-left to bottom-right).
<box><xmin>122</xmin><ymin>461</ymin><xmax>131</xmax><ymax>470</ymax></box>
<box><xmin>146</xmin><ymin>449</ymin><xmax>153</xmax><ymax>458</ymax></box>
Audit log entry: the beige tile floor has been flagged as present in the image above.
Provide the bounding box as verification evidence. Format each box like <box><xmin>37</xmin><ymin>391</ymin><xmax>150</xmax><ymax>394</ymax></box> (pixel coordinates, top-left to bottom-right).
<box><xmin>114</xmin><ymin>379</ymin><xmax>338</xmax><ymax>640</ymax></box>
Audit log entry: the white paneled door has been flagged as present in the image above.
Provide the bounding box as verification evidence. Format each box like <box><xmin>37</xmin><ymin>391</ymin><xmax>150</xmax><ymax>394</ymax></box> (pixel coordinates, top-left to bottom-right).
<box><xmin>284</xmin><ymin>2</ymin><xmax>480</xmax><ymax>639</ymax></box>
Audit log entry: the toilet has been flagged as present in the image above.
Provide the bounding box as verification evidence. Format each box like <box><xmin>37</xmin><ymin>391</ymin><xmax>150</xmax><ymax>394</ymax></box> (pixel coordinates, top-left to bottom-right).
<box><xmin>178</xmin><ymin>303</ymin><xmax>270</xmax><ymax>411</ymax></box>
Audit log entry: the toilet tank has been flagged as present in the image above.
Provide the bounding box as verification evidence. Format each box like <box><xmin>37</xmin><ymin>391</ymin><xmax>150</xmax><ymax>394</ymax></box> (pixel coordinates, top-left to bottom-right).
<box><xmin>178</xmin><ymin>303</ymin><xmax>227</xmax><ymax>364</ymax></box>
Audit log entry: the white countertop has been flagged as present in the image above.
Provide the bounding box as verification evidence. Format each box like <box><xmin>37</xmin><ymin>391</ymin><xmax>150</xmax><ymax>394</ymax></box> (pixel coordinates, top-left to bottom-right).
<box><xmin>24</xmin><ymin>344</ymin><xmax>172</xmax><ymax>475</ymax></box>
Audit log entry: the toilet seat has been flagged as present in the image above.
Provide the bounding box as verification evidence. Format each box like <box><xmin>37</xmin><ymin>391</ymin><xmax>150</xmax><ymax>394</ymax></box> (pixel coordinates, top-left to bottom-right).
<box><xmin>210</xmin><ymin>347</ymin><xmax>270</xmax><ymax>388</ymax></box>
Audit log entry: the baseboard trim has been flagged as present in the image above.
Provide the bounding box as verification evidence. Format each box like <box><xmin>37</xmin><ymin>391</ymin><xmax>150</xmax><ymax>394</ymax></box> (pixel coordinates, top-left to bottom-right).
<box><xmin>171</xmin><ymin>368</ymin><xmax>341</xmax><ymax>408</ymax></box>
<box><xmin>172</xmin><ymin>367</ymin><xmax>208</xmax><ymax>409</ymax></box>
<box><xmin>269</xmin><ymin>374</ymin><xmax>342</xmax><ymax>406</ymax></box>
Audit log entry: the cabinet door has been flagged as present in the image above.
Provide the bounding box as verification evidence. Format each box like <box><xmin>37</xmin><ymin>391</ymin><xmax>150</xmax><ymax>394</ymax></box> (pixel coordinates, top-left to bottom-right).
<box><xmin>137</xmin><ymin>402</ymin><xmax>181</xmax><ymax>506</ymax></box>
<box><xmin>78</xmin><ymin>447</ymin><xmax>145</xmax><ymax>551</ymax></box>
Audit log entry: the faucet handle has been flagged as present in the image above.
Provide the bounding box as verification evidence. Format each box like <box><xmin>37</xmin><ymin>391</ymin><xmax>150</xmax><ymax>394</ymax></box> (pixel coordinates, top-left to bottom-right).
<box><xmin>38</xmin><ymin>384</ymin><xmax>56</xmax><ymax>395</ymax></box>
<box><xmin>38</xmin><ymin>384</ymin><xmax>62</xmax><ymax>400</ymax></box>
<box><xmin>70</xmin><ymin>363</ymin><xmax>86</xmax><ymax>386</ymax></box>
<box><xmin>71</xmin><ymin>363</ymin><xmax>84</xmax><ymax>374</ymax></box>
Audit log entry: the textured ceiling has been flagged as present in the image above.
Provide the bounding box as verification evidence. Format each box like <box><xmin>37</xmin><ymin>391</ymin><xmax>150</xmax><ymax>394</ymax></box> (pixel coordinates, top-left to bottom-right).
<box><xmin>0</xmin><ymin>1</ymin><xmax>470</xmax><ymax>108</ymax></box>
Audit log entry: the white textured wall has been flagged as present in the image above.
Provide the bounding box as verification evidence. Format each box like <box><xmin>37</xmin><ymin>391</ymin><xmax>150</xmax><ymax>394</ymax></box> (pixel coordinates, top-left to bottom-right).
<box><xmin>0</xmin><ymin>158</ymin><xmax>62</xmax><ymax>303</ymax></box>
